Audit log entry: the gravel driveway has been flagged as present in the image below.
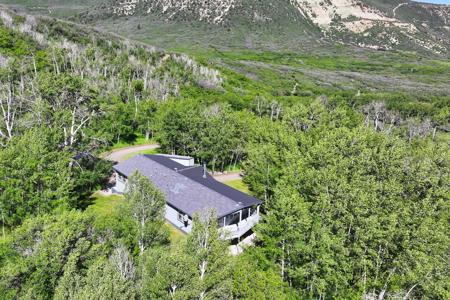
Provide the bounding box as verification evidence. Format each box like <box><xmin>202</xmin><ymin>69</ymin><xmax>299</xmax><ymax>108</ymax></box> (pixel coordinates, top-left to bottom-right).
<box><xmin>105</xmin><ymin>145</ymin><xmax>242</xmax><ymax>182</ymax></box>
<box><xmin>212</xmin><ymin>172</ymin><xmax>242</xmax><ymax>182</ymax></box>
<box><xmin>104</xmin><ymin>144</ymin><xmax>160</xmax><ymax>163</ymax></box>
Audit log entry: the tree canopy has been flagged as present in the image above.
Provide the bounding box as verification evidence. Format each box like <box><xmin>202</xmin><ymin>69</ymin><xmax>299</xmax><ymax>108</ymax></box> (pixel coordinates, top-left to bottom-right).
<box><xmin>0</xmin><ymin>8</ymin><xmax>448</xmax><ymax>300</ymax></box>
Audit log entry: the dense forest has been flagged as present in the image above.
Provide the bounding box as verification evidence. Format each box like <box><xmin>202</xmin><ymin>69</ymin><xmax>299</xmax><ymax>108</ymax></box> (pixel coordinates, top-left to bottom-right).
<box><xmin>0</xmin><ymin>8</ymin><xmax>449</xmax><ymax>300</ymax></box>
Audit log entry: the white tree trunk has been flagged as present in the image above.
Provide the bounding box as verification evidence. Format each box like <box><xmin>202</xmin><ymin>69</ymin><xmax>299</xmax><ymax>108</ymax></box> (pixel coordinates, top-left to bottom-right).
<box><xmin>280</xmin><ymin>240</ymin><xmax>285</xmax><ymax>280</ymax></box>
<box><xmin>63</xmin><ymin>105</ymin><xmax>91</xmax><ymax>147</ymax></box>
<box><xmin>0</xmin><ymin>82</ymin><xmax>16</xmax><ymax>140</ymax></box>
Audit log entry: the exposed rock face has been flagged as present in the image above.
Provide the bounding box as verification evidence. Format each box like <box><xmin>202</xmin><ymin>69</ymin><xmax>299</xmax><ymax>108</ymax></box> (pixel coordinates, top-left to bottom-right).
<box><xmin>291</xmin><ymin>0</ymin><xmax>396</xmax><ymax>29</ymax></box>
<box><xmin>289</xmin><ymin>1</ymin><xmax>449</xmax><ymax>53</ymax></box>
<box><xmin>109</xmin><ymin>0</ymin><xmax>450</xmax><ymax>54</ymax></box>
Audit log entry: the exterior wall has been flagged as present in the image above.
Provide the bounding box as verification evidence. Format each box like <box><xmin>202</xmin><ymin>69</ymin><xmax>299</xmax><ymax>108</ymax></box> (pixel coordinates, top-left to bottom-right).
<box><xmin>113</xmin><ymin>172</ymin><xmax>127</xmax><ymax>194</ymax></box>
<box><xmin>113</xmin><ymin>171</ymin><xmax>192</xmax><ymax>233</ymax></box>
<box><xmin>165</xmin><ymin>204</ymin><xmax>192</xmax><ymax>234</ymax></box>
<box><xmin>158</xmin><ymin>154</ymin><xmax>195</xmax><ymax>167</ymax></box>
<box><xmin>171</xmin><ymin>157</ymin><xmax>194</xmax><ymax>167</ymax></box>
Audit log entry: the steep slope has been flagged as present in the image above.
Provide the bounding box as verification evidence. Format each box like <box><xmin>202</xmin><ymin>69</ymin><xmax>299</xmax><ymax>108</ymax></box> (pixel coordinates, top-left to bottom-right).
<box><xmin>101</xmin><ymin>0</ymin><xmax>450</xmax><ymax>54</ymax></box>
<box><xmin>0</xmin><ymin>6</ymin><xmax>223</xmax><ymax>149</ymax></box>
<box><xmin>1</xmin><ymin>1</ymin><xmax>449</xmax><ymax>54</ymax></box>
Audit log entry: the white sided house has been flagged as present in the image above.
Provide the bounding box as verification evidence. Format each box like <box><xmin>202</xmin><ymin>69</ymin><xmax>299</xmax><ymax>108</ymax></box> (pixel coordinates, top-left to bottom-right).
<box><xmin>113</xmin><ymin>154</ymin><xmax>261</xmax><ymax>240</ymax></box>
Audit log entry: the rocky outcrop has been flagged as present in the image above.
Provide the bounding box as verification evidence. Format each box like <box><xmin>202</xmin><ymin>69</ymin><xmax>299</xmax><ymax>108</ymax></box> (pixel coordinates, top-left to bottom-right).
<box><xmin>112</xmin><ymin>0</ymin><xmax>237</xmax><ymax>24</ymax></box>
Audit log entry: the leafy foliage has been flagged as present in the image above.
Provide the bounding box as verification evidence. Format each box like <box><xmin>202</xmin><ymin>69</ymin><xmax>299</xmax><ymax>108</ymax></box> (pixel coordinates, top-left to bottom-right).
<box><xmin>0</xmin><ymin>129</ymin><xmax>72</xmax><ymax>226</ymax></box>
<box><xmin>155</xmin><ymin>100</ymin><xmax>253</xmax><ymax>172</ymax></box>
<box><xmin>123</xmin><ymin>171</ymin><xmax>168</xmax><ymax>254</ymax></box>
<box><xmin>0</xmin><ymin>211</ymin><xmax>101</xmax><ymax>299</ymax></box>
<box><xmin>0</xmin><ymin>7</ymin><xmax>448</xmax><ymax>300</ymax></box>
<box><xmin>247</xmin><ymin>102</ymin><xmax>450</xmax><ymax>298</ymax></box>
<box><xmin>141</xmin><ymin>211</ymin><xmax>233</xmax><ymax>299</ymax></box>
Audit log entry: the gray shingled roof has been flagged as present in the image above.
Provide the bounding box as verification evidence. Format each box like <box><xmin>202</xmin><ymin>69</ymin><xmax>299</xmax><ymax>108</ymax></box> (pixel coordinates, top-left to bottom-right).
<box><xmin>113</xmin><ymin>155</ymin><xmax>262</xmax><ymax>218</ymax></box>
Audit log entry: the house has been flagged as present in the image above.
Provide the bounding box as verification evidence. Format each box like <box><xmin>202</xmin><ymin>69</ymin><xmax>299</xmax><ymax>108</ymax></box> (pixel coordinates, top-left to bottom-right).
<box><xmin>112</xmin><ymin>154</ymin><xmax>262</xmax><ymax>240</ymax></box>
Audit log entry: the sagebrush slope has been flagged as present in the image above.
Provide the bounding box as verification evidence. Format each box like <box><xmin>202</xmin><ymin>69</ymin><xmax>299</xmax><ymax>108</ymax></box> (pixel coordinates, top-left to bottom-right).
<box><xmin>105</xmin><ymin>0</ymin><xmax>450</xmax><ymax>54</ymax></box>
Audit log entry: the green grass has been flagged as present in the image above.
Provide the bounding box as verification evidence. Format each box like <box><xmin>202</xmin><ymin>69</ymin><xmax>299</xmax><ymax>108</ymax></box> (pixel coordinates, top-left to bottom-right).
<box><xmin>165</xmin><ymin>223</ymin><xmax>186</xmax><ymax>244</ymax></box>
<box><xmin>0</xmin><ymin>226</ymin><xmax>11</xmax><ymax>243</ymax></box>
<box><xmin>223</xmin><ymin>179</ymin><xmax>250</xmax><ymax>194</ymax></box>
<box><xmin>122</xmin><ymin>148</ymin><xmax>159</xmax><ymax>161</ymax></box>
<box><xmin>222</xmin><ymin>164</ymin><xmax>242</xmax><ymax>173</ymax></box>
<box><xmin>86</xmin><ymin>192</ymin><xmax>186</xmax><ymax>244</ymax></box>
<box><xmin>0</xmin><ymin>0</ymin><xmax>101</xmax><ymax>18</ymax></box>
<box><xmin>111</xmin><ymin>134</ymin><xmax>156</xmax><ymax>150</ymax></box>
<box><xmin>86</xmin><ymin>192</ymin><xmax>125</xmax><ymax>217</ymax></box>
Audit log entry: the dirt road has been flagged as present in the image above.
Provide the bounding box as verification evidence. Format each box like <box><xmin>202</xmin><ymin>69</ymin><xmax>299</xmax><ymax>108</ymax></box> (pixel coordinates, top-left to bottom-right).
<box><xmin>105</xmin><ymin>145</ymin><xmax>242</xmax><ymax>181</ymax></box>
<box><xmin>212</xmin><ymin>172</ymin><xmax>242</xmax><ymax>182</ymax></box>
<box><xmin>104</xmin><ymin>144</ymin><xmax>160</xmax><ymax>163</ymax></box>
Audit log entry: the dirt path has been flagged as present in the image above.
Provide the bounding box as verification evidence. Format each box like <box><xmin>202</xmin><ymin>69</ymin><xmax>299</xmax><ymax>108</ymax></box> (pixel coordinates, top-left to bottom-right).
<box><xmin>212</xmin><ymin>172</ymin><xmax>242</xmax><ymax>182</ymax></box>
<box><xmin>393</xmin><ymin>3</ymin><xmax>408</xmax><ymax>18</ymax></box>
<box><xmin>104</xmin><ymin>144</ymin><xmax>160</xmax><ymax>163</ymax></box>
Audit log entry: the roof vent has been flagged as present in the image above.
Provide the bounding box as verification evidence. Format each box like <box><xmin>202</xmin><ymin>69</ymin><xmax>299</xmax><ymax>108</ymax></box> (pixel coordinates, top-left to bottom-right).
<box><xmin>174</xmin><ymin>167</ymin><xmax>178</xmax><ymax>172</ymax></box>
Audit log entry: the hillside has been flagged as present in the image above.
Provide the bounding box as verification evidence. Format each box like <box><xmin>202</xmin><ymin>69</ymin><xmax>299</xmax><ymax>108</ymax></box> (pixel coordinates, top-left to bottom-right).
<box><xmin>1</xmin><ymin>1</ymin><xmax>449</xmax><ymax>54</ymax></box>
<box><xmin>0</xmin><ymin>6</ymin><xmax>224</xmax><ymax>155</ymax></box>
<box><xmin>0</xmin><ymin>6</ymin><xmax>449</xmax><ymax>300</ymax></box>
<box><xmin>93</xmin><ymin>0</ymin><xmax>450</xmax><ymax>54</ymax></box>
<box><xmin>2</xmin><ymin>1</ymin><xmax>449</xmax><ymax>100</ymax></box>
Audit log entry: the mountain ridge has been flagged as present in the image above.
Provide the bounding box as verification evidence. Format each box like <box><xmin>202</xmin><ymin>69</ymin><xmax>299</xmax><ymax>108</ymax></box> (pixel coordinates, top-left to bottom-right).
<box><xmin>103</xmin><ymin>0</ymin><xmax>450</xmax><ymax>54</ymax></box>
<box><xmin>0</xmin><ymin>0</ymin><xmax>448</xmax><ymax>54</ymax></box>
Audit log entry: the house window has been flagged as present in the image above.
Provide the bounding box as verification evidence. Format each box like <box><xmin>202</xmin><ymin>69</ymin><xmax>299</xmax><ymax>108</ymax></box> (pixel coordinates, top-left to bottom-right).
<box><xmin>177</xmin><ymin>212</ymin><xmax>184</xmax><ymax>223</ymax></box>
<box><xmin>117</xmin><ymin>173</ymin><xmax>126</xmax><ymax>182</ymax></box>
<box><xmin>177</xmin><ymin>212</ymin><xmax>189</xmax><ymax>224</ymax></box>
<box><xmin>241</xmin><ymin>208</ymin><xmax>249</xmax><ymax>220</ymax></box>
<box><xmin>225</xmin><ymin>211</ymin><xmax>240</xmax><ymax>226</ymax></box>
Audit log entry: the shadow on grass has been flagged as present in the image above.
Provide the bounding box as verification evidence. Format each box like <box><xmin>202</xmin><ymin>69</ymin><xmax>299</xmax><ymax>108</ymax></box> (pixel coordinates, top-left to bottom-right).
<box><xmin>85</xmin><ymin>192</ymin><xmax>125</xmax><ymax>216</ymax></box>
<box><xmin>112</xmin><ymin>133</ymin><xmax>156</xmax><ymax>150</ymax></box>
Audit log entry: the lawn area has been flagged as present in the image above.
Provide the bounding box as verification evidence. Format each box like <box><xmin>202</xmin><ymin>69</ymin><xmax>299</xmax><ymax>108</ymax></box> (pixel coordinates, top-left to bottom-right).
<box><xmin>87</xmin><ymin>192</ymin><xmax>186</xmax><ymax>243</ymax></box>
<box><xmin>223</xmin><ymin>164</ymin><xmax>242</xmax><ymax>173</ymax></box>
<box><xmin>86</xmin><ymin>192</ymin><xmax>125</xmax><ymax>217</ymax></box>
<box><xmin>223</xmin><ymin>179</ymin><xmax>250</xmax><ymax>194</ymax></box>
<box><xmin>122</xmin><ymin>148</ymin><xmax>159</xmax><ymax>161</ymax></box>
<box><xmin>0</xmin><ymin>227</ymin><xmax>11</xmax><ymax>242</ymax></box>
<box><xmin>165</xmin><ymin>223</ymin><xmax>186</xmax><ymax>244</ymax></box>
<box><xmin>111</xmin><ymin>134</ymin><xmax>156</xmax><ymax>150</ymax></box>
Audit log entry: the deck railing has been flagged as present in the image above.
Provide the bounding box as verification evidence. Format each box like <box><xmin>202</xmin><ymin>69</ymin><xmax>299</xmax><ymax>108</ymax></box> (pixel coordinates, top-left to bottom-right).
<box><xmin>219</xmin><ymin>213</ymin><xmax>260</xmax><ymax>240</ymax></box>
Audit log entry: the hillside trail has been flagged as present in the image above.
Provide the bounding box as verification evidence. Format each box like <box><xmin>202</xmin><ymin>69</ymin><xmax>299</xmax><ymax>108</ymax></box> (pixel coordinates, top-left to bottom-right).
<box><xmin>393</xmin><ymin>3</ymin><xmax>408</xmax><ymax>18</ymax></box>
